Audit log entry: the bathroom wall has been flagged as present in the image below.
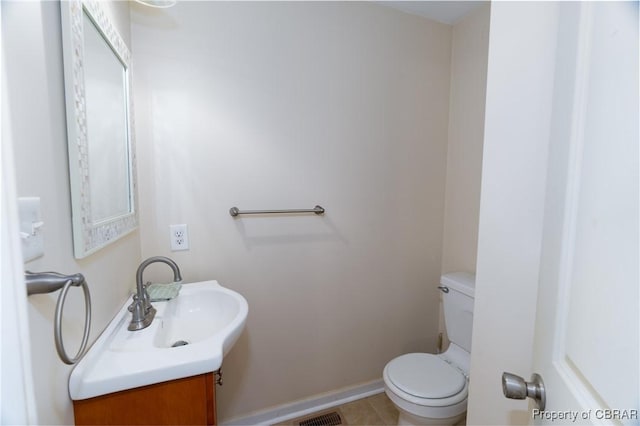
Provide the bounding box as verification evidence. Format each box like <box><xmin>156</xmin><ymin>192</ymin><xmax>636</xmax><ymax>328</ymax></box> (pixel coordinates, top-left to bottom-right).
<box><xmin>130</xmin><ymin>2</ymin><xmax>451</xmax><ymax>421</ymax></box>
<box><xmin>438</xmin><ymin>4</ymin><xmax>490</xmax><ymax>349</ymax></box>
<box><xmin>441</xmin><ymin>5</ymin><xmax>489</xmax><ymax>275</ymax></box>
<box><xmin>2</xmin><ymin>2</ymin><xmax>141</xmax><ymax>424</ymax></box>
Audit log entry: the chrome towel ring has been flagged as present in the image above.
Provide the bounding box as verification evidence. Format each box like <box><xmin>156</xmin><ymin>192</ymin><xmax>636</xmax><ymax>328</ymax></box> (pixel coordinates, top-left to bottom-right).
<box><xmin>25</xmin><ymin>271</ymin><xmax>92</xmax><ymax>365</ymax></box>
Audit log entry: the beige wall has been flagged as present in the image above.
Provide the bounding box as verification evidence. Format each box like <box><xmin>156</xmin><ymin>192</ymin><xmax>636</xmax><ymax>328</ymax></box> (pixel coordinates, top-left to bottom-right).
<box><xmin>441</xmin><ymin>4</ymin><xmax>489</xmax><ymax>275</ymax></box>
<box><xmin>2</xmin><ymin>2</ymin><xmax>141</xmax><ymax>424</ymax></box>
<box><xmin>438</xmin><ymin>4</ymin><xmax>489</xmax><ymax>349</ymax></box>
<box><xmin>130</xmin><ymin>2</ymin><xmax>451</xmax><ymax>421</ymax></box>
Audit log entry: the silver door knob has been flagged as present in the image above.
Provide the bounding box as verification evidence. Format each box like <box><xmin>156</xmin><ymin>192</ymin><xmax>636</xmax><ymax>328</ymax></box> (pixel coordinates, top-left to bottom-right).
<box><xmin>502</xmin><ymin>372</ymin><xmax>546</xmax><ymax>410</ymax></box>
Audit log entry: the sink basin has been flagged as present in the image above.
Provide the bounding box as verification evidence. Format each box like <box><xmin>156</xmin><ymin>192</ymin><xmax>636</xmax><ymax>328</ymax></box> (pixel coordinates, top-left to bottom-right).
<box><xmin>69</xmin><ymin>280</ymin><xmax>248</xmax><ymax>400</ymax></box>
<box><xmin>154</xmin><ymin>289</ymin><xmax>242</xmax><ymax>349</ymax></box>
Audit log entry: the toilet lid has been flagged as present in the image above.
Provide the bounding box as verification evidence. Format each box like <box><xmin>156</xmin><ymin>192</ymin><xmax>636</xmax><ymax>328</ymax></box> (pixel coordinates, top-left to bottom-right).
<box><xmin>386</xmin><ymin>353</ymin><xmax>466</xmax><ymax>399</ymax></box>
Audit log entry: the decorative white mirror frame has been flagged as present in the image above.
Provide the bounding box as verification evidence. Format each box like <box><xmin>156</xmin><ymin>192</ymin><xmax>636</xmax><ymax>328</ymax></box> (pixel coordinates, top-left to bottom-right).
<box><xmin>61</xmin><ymin>0</ymin><xmax>138</xmax><ymax>259</ymax></box>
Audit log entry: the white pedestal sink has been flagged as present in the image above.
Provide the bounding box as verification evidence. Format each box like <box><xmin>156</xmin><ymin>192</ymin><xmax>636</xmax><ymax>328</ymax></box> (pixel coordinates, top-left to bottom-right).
<box><xmin>69</xmin><ymin>280</ymin><xmax>248</xmax><ymax>400</ymax></box>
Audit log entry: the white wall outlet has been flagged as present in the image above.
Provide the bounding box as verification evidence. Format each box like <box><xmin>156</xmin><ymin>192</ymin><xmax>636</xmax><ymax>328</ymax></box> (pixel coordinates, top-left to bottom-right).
<box><xmin>170</xmin><ymin>224</ymin><xmax>189</xmax><ymax>251</ymax></box>
<box><xmin>18</xmin><ymin>197</ymin><xmax>44</xmax><ymax>262</ymax></box>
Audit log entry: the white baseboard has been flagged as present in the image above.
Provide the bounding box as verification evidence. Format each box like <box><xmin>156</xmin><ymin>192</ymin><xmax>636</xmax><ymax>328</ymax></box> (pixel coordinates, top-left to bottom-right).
<box><xmin>221</xmin><ymin>379</ymin><xmax>385</xmax><ymax>426</ymax></box>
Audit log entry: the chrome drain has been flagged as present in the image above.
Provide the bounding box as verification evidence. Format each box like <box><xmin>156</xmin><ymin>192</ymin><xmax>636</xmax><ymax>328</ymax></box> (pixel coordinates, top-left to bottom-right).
<box><xmin>171</xmin><ymin>340</ymin><xmax>189</xmax><ymax>347</ymax></box>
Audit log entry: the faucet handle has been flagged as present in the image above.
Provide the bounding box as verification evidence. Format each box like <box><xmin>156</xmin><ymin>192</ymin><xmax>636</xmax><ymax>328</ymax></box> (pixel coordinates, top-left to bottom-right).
<box><xmin>128</xmin><ymin>294</ymin><xmax>140</xmax><ymax>312</ymax></box>
<box><xmin>127</xmin><ymin>295</ymin><xmax>153</xmax><ymax>331</ymax></box>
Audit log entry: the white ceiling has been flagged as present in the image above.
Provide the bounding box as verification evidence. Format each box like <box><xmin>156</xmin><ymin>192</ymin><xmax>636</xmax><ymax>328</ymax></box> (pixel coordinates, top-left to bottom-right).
<box><xmin>377</xmin><ymin>1</ymin><xmax>486</xmax><ymax>25</ymax></box>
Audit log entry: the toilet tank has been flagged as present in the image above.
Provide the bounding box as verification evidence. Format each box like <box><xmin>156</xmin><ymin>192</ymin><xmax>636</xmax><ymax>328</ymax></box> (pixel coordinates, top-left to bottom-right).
<box><xmin>441</xmin><ymin>272</ymin><xmax>476</xmax><ymax>353</ymax></box>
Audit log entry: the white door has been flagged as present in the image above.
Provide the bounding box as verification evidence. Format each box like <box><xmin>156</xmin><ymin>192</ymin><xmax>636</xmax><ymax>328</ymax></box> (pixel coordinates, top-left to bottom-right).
<box><xmin>516</xmin><ymin>2</ymin><xmax>638</xmax><ymax>424</ymax></box>
<box><xmin>1</xmin><ymin>3</ymin><xmax>38</xmax><ymax>417</ymax></box>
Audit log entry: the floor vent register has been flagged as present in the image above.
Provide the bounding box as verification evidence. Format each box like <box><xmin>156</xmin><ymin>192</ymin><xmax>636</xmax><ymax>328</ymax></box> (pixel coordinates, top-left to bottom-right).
<box><xmin>298</xmin><ymin>411</ymin><xmax>343</xmax><ymax>426</ymax></box>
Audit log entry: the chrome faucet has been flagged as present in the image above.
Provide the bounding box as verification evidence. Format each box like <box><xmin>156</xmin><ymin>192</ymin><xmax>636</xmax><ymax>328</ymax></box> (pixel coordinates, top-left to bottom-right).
<box><xmin>128</xmin><ymin>256</ymin><xmax>182</xmax><ymax>331</ymax></box>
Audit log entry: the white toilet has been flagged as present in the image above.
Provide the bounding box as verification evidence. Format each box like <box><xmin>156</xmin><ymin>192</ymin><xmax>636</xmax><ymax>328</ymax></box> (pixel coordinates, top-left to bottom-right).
<box><xmin>383</xmin><ymin>272</ymin><xmax>475</xmax><ymax>426</ymax></box>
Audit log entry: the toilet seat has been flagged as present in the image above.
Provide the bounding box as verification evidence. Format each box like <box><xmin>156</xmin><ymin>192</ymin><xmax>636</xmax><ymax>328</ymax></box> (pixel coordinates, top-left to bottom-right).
<box><xmin>383</xmin><ymin>353</ymin><xmax>468</xmax><ymax>409</ymax></box>
<box><xmin>386</xmin><ymin>353</ymin><xmax>465</xmax><ymax>399</ymax></box>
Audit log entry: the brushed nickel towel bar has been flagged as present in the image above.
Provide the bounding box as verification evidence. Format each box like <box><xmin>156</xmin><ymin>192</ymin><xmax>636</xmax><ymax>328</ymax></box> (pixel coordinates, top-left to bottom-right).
<box><xmin>229</xmin><ymin>205</ymin><xmax>325</xmax><ymax>217</ymax></box>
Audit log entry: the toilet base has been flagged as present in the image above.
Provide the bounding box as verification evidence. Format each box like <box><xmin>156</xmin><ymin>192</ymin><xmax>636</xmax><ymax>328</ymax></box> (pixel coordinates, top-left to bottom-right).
<box><xmin>397</xmin><ymin>408</ymin><xmax>465</xmax><ymax>426</ymax></box>
<box><xmin>384</xmin><ymin>383</ymin><xmax>467</xmax><ymax>426</ymax></box>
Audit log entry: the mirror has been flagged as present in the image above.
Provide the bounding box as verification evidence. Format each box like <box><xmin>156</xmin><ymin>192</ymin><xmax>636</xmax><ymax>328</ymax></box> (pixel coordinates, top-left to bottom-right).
<box><xmin>61</xmin><ymin>0</ymin><xmax>138</xmax><ymax>258</ymax></box>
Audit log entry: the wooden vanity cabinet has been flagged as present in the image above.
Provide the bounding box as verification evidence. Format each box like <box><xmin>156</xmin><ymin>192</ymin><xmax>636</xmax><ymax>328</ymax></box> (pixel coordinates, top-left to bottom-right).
<box><xmin>73</xmin><ymin>372</ymin><xmax>216</xmax><ymax>425</ymax></box>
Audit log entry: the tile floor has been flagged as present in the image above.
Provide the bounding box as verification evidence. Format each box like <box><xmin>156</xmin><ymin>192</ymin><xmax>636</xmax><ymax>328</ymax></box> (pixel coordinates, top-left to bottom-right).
<box><xmin>275</xmin><ymin>393</ymin><xmax>398</xmax><ymax>426</ymax></box>
<box><xmin>276</xmin><ymin>393</ymin><xmax>397</xmax><ymax>426</ymax></box>
<box><xmin>276</xmin><ymin>392</ymin><xmax>467</xmax><ymax>426</ymax></box>
<box><xmin>338</xmin><ymin>392</ymin><xmax>399</xmax><ymax>425</ymax></box>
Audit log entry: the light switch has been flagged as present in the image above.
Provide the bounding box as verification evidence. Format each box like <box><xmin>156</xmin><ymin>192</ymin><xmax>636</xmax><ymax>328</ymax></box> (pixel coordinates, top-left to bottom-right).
<box><xmin>18</xmin><ymin>197</ymin><xmax>44</xmax><ymax>262</ymax></box>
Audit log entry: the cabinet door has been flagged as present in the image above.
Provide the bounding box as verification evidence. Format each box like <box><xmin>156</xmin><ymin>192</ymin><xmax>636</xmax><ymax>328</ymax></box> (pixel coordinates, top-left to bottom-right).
<box><xmin>73</xmin><ymin>373</ymin><xmax>216</xmax><ymax>425</ymax></box>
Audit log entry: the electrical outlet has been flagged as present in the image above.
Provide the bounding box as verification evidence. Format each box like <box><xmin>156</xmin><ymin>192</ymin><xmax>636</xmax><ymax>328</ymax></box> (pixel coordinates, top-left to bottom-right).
<box><xmin>169</xmin><ymin>224</ymin><xmax>189</xmax><ymax>251</ymax></box>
